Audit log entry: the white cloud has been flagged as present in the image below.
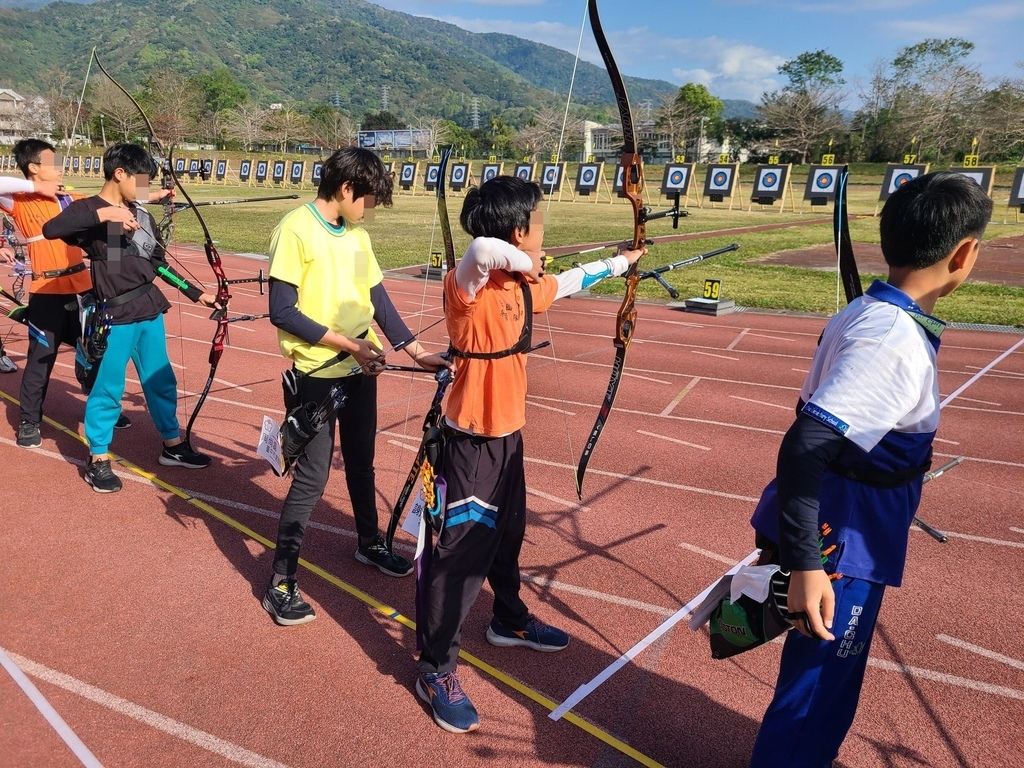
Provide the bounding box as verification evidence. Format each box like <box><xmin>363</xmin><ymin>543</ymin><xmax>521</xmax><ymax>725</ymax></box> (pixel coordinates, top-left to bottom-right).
<box><xmin>881</xmin><ymin>2</ymin><xmax>1024</xmax><ymax>38</ymax></box>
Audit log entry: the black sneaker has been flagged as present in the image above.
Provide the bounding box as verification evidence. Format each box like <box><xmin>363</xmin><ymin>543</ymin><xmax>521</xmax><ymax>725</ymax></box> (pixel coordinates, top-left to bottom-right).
<box><xmin>114</xmin><ymin>413</ymin><xmax>132</xmax><ymax>429</ymax></box>
<box><xmin>262</xmin><ymin>579</ymin><xmax>316</xmax><ymax>626</ymax></box>
<box><xmin>16</xmin><ymin>421</ymin><xmax>41</xmax><ymax>449</ymax></box>
<box><xmin>355</xmin><ymin>535</ymin><xmax>413</xmax><ymax>577</ymax></box>
<box><xmin>159</xmin><ymin>442</ymin><xmax>211</xmax><ymax>469</ymax></box>
<box><xmin>85</xmin><ymin>458</ymin><xmax>122</xmax><ymax>493</ymax></box>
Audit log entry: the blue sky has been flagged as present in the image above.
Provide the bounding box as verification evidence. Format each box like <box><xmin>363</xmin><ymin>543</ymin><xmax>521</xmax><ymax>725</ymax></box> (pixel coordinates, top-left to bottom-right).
<box><xmin>367</xmin><ymin>0</ymin><xmax>1023</xmax><ymax>103</ymax></box>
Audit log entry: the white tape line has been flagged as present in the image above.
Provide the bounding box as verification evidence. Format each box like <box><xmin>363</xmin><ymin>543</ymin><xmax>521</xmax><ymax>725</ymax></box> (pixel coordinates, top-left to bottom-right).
<box><xmin>0</xmin><ymin>646</ymin><xmax>105</xmax><ymax>768</ymax></box>
<box><xmin>549</xmin><ymin>549</ymin><xmax>760</xmax><ymax>721</ymax></box>
<box><xmin>941</xmin><ymin>337</ymin><xmax>1024</xmax><ymax>408</ymax></box>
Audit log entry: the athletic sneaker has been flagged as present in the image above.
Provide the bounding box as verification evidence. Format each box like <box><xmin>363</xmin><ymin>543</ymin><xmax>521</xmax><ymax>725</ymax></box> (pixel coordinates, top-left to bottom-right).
<box><xmin>0</xmin><ymin>354</ymin><xmax>16</xmax><ymax>373</ymax></box>
<box><xmin>486</xmin><ymin>616</ymin><xmax>569</xmax><ymax>652</ymax></box>
<box><xmin>416</xmin><ymin>672</ymin><xmax>480</xmax><ymax>733</ymax></box>
<box><xmin>114</xmin><ymin>413</ymin><xmax>132</xmax><ymax>429</ymax></box>
<box><xmin>262</xmin><ymin>579</ymin><xmax>316</xmax><ymax>626</ymax></box>
<box><xmin>159</xmin><ymin>442</ymin><xmax>211</xmax><ymax>468</ymax></box>
<box><xmin>85</xmin><ymin>458</ymin><xmax>122</xmax><ymax>493</ymax></box>
<box><xmin>355</xmin><ymin>535</ymin><xmax>413</xmax><ymax>577</ymax></box>
<box><xmin>16</xmin><ymin>421</ymin><xmax>41</xmax><ymax>449</ymax></box>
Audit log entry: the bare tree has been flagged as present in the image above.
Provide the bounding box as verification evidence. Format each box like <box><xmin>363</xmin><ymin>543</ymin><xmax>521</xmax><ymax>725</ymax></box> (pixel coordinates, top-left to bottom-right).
<box><xmin>147</xmin><ymin>72</ymin><xmax>202</xmax><ymax>145</ymax></box>
<box><xmin>309</xmin><ymin>108</ymin><xmax>355</xmax><ymax>150</ymax></box>
<box><xmin>223</xmin><ymin>102</ymin><xmax>270</xmax><ymax>151</ymax></box>
<box><xmin>40</xmin><ymin>66</ymin><xmax>80</xmax><ymax>146</ymax></box>
<box><xmin>979</xmin><ymin>65</ymin><xmax>1024</xmax><ymax>162</ymax></box>
<box><xmin>266</xmin><ymin>104</ymin><xmax>309</xmax><ymax>152</ymax></box>
<box><xmin>90</xmin><ymin>79</ymin><xmax>144</xmax><ymax>143</ymax></box>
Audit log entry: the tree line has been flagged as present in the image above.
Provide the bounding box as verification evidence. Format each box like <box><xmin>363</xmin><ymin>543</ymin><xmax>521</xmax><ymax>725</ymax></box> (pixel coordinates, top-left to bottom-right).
<box><xmin>15</xmin><ymin>36</ymin><xmax>1024</xmax><ymax>167</ymax></box>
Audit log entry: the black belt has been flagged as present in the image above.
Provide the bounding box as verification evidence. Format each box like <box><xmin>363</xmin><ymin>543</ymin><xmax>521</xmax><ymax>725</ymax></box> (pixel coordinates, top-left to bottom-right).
<box><xmin>105</xmin><ymin>282</ymin><xmax>155</xmax><ymax>307</ymax></box>
<box><xmin>33</xmin><ymin>262</ymin><xmax>87</xmax><ymax>280</ymax></box>
<box><xmin>828</xmin><ymin>448</ymin><xmax>932</xmax><ymax>489</ymax></box>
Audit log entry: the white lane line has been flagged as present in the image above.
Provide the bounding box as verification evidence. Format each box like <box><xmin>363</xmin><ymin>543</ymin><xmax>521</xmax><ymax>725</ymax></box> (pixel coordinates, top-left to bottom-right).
<box><xmin>1010</xmin><ymin>527</ymin><xmax>1024</xmax><ymax>536</ymax></box>
<box><xmin>867</xmin><ymin>658</ymin><xmax>1024</xmax><ymax>701</ymax></box>
<box><xmin>941</xmin><ymin>337</ymin><xmax>1024</xmax><ymax>408</ymax></box>
<box><xmin>729</xmin><ymin>395</ymin><xmax>792</xmax><ymax>411</ymax></box>
<box><xmin>0</xmin><ymin>647</ymin><xmax>105</xmax><ymax>768</ymax></box>
<box><xmin>725</xmin><ymin>328</ymin><xmax>750</xmax><ymax>351</ymax></box>
<box><xmin>526</xmin><ymin>487</ymin><xmax>590</xmax><ymax>512</ymax></box>
<box><xmin>528</xmin><ymin>394</ymin><xmax>788</xmax><ymax>437</ymax></box>
<box><xmin>691</xmin><ymin>350</ymin><xmax>740</xmax><ymax>362</ymax></box>
<box><xmin>744</xmin><ymin>332</ymin><xmax>796</xmax><ymax>342</ymax></box>
<box><xmin>637</xmin><ymin>430</ymin><xmax>710</xmax><ymax>451</ymax></box>
<box><xmin>549</xmin><ymin>548</ymin><xmax>761</xmax><ymax>721</ymax></box>
<box><xmin>678</xmin><ymin>542</ymin><xmax>746</xmax><ymax>565</ymax></box>
<box><xmin>526</xmin><ymin>398</ymin><xmax>577</xmax><ymax>416</ymax></box>
<box><xmin>933</xmin><ymin>437</ymin><xmax>960</xmax><ymax>445</ymax></box>
<box><xmin>659</xmin><ymin>376</ymin><xmax>701</xmax><ymax>417</ymax></box>
<box><xmin>6</xmin><ymin>651</ymin><xmax>296</xmax><ymax>768</ymax></box>
<box><xmin>909</xmin><ymin>526</ymin><xmax>1024</xmax><ymax>549</ymax></box>
<box><xmin>935</xmin><ymin>451</ymin><xmax>1024</xmax><ymax>469</ymax></box>
<box><xmin>964</xmin><ymin>364</ymin><xmax>1024</xmax><ymax>379</ymax></box>
<box><xmin>524</xmin><ymin>455</ymin><xmax>761</xmax><ymax>502</ymax></box>
<box><xmin>521</xmin><ymin>575</ymin><xmax>672</xmax><ymax>616</ymax></box>
<box><xmin>943</xmin><ymin>395</ymin><xmax>1001</xmax><ymax>406</ymax></box>
<box><xmin>936</xmin><ymin>634</ymin><xmax>1024</xmax><ymax>672</ymax></box>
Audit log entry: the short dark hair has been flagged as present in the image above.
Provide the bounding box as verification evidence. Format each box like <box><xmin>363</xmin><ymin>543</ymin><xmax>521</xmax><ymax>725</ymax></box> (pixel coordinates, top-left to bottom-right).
<box><xmin>102</xmin><ymin>143</ymin><xmax>157</xmax><ymax>181</ymax></box>
<box><xmin>880</xmin><ymin>171</ymin><xmax>993</xmax><ymax>269</ymax></box>
<box><xmin>460</xmin><ymin>176</ymin><xmax>542</xmax><ymax>240</ymax></box>
<box><xmin>13</xmin><ymin>138</ymin><xmax>56</xmax><ymax>178</ymax></box>
<box><xmin>317</xmin><ymin>147</ymin><xmax>393</xmax><ymax>207</ymax></box>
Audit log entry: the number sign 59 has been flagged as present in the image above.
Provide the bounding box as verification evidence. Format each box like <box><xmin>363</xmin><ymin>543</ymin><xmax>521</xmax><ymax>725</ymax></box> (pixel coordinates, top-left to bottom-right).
<box><xmin>703</xmin><ymin>279</ymin><xmax>721</xmax><ymax>301</ymax></box>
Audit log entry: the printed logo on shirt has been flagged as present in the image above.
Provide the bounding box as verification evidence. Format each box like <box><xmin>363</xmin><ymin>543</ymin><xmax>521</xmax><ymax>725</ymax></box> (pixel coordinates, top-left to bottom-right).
<box><xmin>801</xmin><ymin>402</ymin><xmax>850</xmax><ymax>435</ymax></box>
<box><xmin>837</xmin><ymin>604</ymin><xmax>866</xmax><ymax>658</ymax></box>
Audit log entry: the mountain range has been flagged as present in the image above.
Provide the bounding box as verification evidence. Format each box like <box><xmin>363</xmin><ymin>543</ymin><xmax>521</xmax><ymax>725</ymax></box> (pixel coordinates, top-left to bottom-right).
<box><xmin>0</xmin><ymin>0</ymin><xmax>758</xmax><ymax>125</ymax></box>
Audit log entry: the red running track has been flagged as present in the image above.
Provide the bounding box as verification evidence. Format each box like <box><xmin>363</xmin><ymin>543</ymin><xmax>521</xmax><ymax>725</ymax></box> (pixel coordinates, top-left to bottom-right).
<box><xmin>0</xmin><ymin>245</ymin><xmax>1022</xmax><ymax>768</ymax></box>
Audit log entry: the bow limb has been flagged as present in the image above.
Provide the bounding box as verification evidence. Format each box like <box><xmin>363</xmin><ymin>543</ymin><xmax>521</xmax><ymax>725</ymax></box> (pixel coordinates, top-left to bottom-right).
<box><xmin>834</xmin><ymin>165</ymin><xmax>863</xmax><ymax>306</ymax></box>
<box><xmin>384</xmin><ymin>148</ymin><xmax>457</xmax><ymax>549</ymax></box>
<box><xmin>92</xmin><ymin>53</ymin><xmax>232</xmax><ymax>448</ymax></box>
<box><xmin>575</xmin><ymin>0</ymin><xmax>646</xmax><ymax>499</ymax></box>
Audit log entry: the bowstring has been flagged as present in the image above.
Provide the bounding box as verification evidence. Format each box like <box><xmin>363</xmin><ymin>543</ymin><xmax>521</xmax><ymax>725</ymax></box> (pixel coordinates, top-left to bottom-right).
<box><xmin>391</xmin><ymin>154</ymin><xmax>445</xmax><ymax>510</ymax></box>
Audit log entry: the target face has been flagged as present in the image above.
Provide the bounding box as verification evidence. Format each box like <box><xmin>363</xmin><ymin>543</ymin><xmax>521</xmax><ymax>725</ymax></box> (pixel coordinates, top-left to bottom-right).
<box><xmin>758</xmin><ymin>170</ymin><xmax>780</xmax><ymax>192</ymax></box>
<box><xmin>427</xmin><ymin>166</ymin><xmax>439</xmax><ymax>183</ymax></box>
<box><xmin>290</xmin><ymin>162</ymin><xmax>303</xmax><ymax>181</ymax></box>
<box><xmin>515</xmin><ymin>164</ymin><xmax>532</xmax><ymax>180</ymax></box>
<box><xmin>452</xmin><ymin>166</ymin><xmax>466</xmax><ymax>183</ymax></box>
<box><xmin>887</xmin><ymin>168</ymin><xmax>921</xmax><ymax>194</ymax></box>
<box><xmin>615</xmin><ymin>166</ymin><xmax>625</xmax><ymax>189</ymax></box>
<box><xmin>256</xmin><ymin>162</ymin><xmax>267</xmax><ymax>177</ymax></box>
<box><xmin>708</xmin><ymin>167</ymin><xmax>733</xmax><ymax>191</ymax></box>
<box><xmin>204</xmin><ymin>160</ymin><xmax>213</xmax><ymax>173</ymax></box>
<box><xmin>544</xmin><ymin>166</ymin><xmax>557</xmax><ymax>183</ymax></box>
<box><xmin>813</xmin><ymin>170</ymin><xmax>836</xmax><ymax>191</ymax></box>
<box><xmin>175</xmin><ymin>159</ymin><xmax>186</xmax><ymax>173</ymax></box>
<box><xmin>482</xmin><ymin>165</ymin><xmax>499</xmax><ymax>182</ymax></box>
<box><xmin>190</xmin><ymin>160</ymin><xmax>200</xmax><ymax>173</ymax></box>
<box><xmin>670</xmin><ymin>169</ymin><xmax>685</xmax><ymax>185</ymax></box>
<box><xmin>312</xmin><ymin>163</ymin><xmax>323</xmax><ymax>183</ymax></box>
<box><xmin>240</xmin><ymin>161</ymin><xmax>252</xmax><ymax>178</ymax></box>
<box><xmin>401</xmin><ymin>164</ymin><xmax>415</xmax><ymax>182</ymax></box>
<box><xmin>84</xmin><ymin>157</ymin><xmax>92</xmax><ymax>171</ymax></box>
<box><xmin>581</xmin><ymin>167</ymin><xmax>596</xmax><ymax>184</ymax></box>
<box><xmin>216</xmin><ymin>160</ymin><xmax>227</xmax><ymax>176</ymax></box>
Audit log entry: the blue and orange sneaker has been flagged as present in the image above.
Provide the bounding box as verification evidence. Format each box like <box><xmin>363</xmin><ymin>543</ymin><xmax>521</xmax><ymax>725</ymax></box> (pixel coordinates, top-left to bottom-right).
<box><xmin>416</xmin><ymin>672</ymin><xmax>480</xmax><ymax>733</ymax></box>
<box><xmin>485</xmin><ymin>616</ymin><xmax>569</xmax><ymax>652</ymax></box>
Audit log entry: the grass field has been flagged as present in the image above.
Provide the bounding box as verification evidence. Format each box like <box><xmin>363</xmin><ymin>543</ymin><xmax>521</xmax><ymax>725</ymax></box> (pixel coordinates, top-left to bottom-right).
<box><xmin>60</xmin><ymin>170</ymin><xmax>1024</xmax><ymax>327</ymax></box>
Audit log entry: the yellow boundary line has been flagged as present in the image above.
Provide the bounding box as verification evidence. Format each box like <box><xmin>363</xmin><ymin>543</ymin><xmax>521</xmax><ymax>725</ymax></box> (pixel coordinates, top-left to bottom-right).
<box><xmin>0</xmin><ymin>389</ymin><xmax>663</xmax><ymax>768</ymax></box>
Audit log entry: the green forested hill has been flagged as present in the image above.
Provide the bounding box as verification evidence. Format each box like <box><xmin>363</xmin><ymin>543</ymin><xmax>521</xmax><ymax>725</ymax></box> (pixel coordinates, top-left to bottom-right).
<box><xmin>0</xmin><ymin>0</ymin><xmax>696</xmax><ymax>124</ymax></box>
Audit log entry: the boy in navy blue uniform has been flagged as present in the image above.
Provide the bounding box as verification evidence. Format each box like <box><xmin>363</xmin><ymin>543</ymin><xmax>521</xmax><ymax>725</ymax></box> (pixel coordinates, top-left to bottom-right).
<box><xmin>748</xmin><ymin>171</ymin><xmax>992</xmax><ymax>767</ymax></box>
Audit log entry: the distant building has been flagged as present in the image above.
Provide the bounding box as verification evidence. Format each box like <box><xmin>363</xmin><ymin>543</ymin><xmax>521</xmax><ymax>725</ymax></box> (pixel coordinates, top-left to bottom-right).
<box><xmin>0</xmin><ymin>88</ymin><xmax>53</xmax><ymax>145</ymax></box>
<box><xmin>587</xmin><ymin>121</ymin><xmax>746</xmax><ymax>164</ymax></box>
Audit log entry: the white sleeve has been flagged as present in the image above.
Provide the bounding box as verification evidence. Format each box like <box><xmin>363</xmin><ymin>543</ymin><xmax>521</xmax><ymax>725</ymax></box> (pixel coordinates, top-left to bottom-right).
<box><xmin>552</xmin><ymin>255</ymin><xmax>630</xmax><ymax>301</ymax></box>
<box><xmin>0</xmin><ymin>177</ymin><xmax>35</xmax><ymax>206</ymax></box>
<box><xmin>804</xmin><ymin>337</ymin><xmax>932</xmax><ymax>452</ymax></box>
<box><xmin>454</xmin><ymin>237</ymin><xmax>534</xmax><ymax>302</ymax></box>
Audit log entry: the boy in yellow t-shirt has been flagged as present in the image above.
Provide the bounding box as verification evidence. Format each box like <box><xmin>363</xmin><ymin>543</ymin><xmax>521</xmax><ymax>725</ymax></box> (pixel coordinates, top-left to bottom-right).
<box><xmin>415</xmin><ymin>175</ymin><xmax>643</xmax><ymax>733</ymax></box>
<box><xmin>262</xmin><ymin>147</ymin><xmax>448</xmax><ymax>626</ymax></box>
